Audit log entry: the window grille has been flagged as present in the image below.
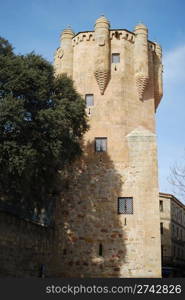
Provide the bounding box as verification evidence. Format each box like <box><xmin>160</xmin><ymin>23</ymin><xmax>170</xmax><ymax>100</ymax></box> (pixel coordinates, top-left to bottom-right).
<box><xmin>118</xmin><ymin>197</ymin><xmax>133</xmax><ymax>214</ymax></box>
<box><xmin>85</xmin><ymin>94</ymin><xmax>94</xmax><ymax>107</ymax></box>
<box><xmin>95</xmin><ymin>137</ymin><xmax>107</xmax><ymax>152</ymax></box>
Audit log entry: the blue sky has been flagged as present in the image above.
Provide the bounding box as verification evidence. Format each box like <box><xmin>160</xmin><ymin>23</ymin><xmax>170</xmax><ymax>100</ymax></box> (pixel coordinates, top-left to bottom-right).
<box><xmin>1</xmin><ymin>0</ymin><xmax>185</xmax><ymax>201</ymax></box>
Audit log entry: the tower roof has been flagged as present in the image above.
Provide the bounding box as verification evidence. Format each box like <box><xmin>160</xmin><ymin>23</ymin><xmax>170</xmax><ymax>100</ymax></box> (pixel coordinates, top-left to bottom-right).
<box><xmin>95</xmin><ymin>15</ymin><xmax>110</xmax><ymax>27</ymax></box>
<box><xmin>134</xmin><ymin>23</ymin><xmax>148</xmax><ymax>32</ymax></box>
<box><xmin>60</xmin><ymin>26</ymin><xmax>74</xmax><ymax>39</ymax></box>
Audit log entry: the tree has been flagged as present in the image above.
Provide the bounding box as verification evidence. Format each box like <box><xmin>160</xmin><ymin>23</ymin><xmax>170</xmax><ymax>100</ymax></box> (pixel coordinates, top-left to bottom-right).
<box><xmin>0</xmin><ymin>37</ymin><xmax>88</xmax><ymax>223</ymax></box>
<box><xmin>0</xmin><ymin>37</ymin><xmax>14</xmax><ymax>56</ymax></box>
<box><xmin>170</xmin><ymin>160</ymin><xmax>185</xmax><ymax>198</ymax></box>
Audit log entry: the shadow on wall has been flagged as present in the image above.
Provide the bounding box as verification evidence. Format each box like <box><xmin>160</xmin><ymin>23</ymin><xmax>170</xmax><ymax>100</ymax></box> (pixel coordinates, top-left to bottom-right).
<box><xmin>0</xmin><ymin>210</ymin><xmax>54</xmax><ymax>277</ymax></box>
<box><xmin>53</xmin><ymin>140</ymin><xmax>127</xmax><ymax>278</ymax></box>
<box><xmin>161</xmin><ymin>224</ymin><xmax>185</xmax><ymax>278</ymax></box>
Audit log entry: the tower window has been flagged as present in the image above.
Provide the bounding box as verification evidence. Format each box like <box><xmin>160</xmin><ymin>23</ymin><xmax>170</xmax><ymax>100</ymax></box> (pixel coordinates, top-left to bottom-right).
<box><xmin>85</xmin><ymin>94</ymin><xmax>94</xmax><ymax>107</ymax></box>
<box><xmin>118</xmin><ymin>197</ymin><xmax>133</xmax><ymax>214</ymax></box>
<box><xmin>95</xmin><ymin>137</ymin><xmax>107</xmax><ymax>152</ymax></box>
<box><xmin>160</xmin><ymin>200</ymin><xmax>163</xmax><ymax>212</ymax></box>
<box><xmin>99</xmin><ymin>243</ymin><xmax>103</xmax><ymax>256</ymax></box>
<box><xmin>112</xmin><ymin>53</ymin><xmax>120</xmax><ymax>63</ymax></box>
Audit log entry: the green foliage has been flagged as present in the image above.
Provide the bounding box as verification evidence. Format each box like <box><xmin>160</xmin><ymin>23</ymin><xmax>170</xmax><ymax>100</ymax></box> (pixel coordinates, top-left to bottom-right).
<box><xmin>0</xmin><ymin>37</ymin><xmax>14</xmax><ymax>56</ymax></box>
<box><xmin>0</xmin><ymin>37</ymin><xmax>88</xmax><ymax>222</ymax></box>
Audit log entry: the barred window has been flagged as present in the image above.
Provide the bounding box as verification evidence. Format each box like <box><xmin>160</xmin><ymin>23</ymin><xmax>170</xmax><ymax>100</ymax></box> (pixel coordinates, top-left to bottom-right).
<box><xmin>95</xmin><ymin>137</ymin><xmax>107</xmax><ymax>152</ymax></box>
<box><xmin>112</xmin><ymin>53</ymin><xmax>120</xmax><ymax>63</ymax></box>
<box><xmin>85</xmin><ymin>94</ymin><xmax>94</xmax><ymax>107</ymax></box>
<box><xmin>118</xmin><ymin>197</ymin><xmax>133</xmax><ymax>214</ymax></box>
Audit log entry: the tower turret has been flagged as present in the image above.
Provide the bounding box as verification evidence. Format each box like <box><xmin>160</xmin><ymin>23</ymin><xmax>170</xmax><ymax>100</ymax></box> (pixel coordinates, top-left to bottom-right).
<box><xmin>54</xmin><ymin>27</ymin><xmax>74</xmax><ymax>77</ymax></box>
<box><xmin>154</xmin><ymin>43</ymin><xmax>163</xmax><ymax>109</ymax></box>
<box><xmin>134</xmin><ymin>23</ymin><xmax>149</xmax><ymax>100</ymax></box>
<box><xmin>94</xmin><ymin>16</ymin><xmax>110</xmax><ymax>95</ymax></box>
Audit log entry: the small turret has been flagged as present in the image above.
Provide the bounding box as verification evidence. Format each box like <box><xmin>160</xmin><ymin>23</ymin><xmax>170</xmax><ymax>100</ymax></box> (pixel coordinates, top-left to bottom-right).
<box><xmin>54</xmin><ymin>26</ymin><xmax>74</xmax><ymax>77</ymax></box>
<box><xmin>134</xmin><ymin>23</ymin><xmax>149</xmax><ymax>100</ymax></box>
<box><xmin>94</xmin><ymin>16</ymin><xmax>110</xmax><ymax>95</ymax></box>
<box><xmin>154</xmin><ymin>42</ymin><xmax>163</xmax><ymax>109</ymax></box>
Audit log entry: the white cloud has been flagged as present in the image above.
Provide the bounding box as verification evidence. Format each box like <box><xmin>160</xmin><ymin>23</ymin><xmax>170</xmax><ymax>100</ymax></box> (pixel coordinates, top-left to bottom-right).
<box><xmin>163</xmin><ymin>44</ymin><xmax>185</xmax><ymax>84</ymax></box>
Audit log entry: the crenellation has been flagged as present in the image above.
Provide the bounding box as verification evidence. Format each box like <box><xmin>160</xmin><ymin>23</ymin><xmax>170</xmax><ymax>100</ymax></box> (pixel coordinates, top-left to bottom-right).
<box><xmin>72</xmin><ymin>30</ymin><xmax>156</xmax><ymax>51</ymax></box>
<box><xmin>72</xmin><ymin>32</ymin><xmax>95</xmax><ymax>46</ymax></box>
<box><xmin>86</xmin><ymin>33</ymin><xmax>94</xmax><ymax>41</ymax></box>
<box><xmin>109</xmin><ymin>30</ymin><xmax>134</xmax><ymax>42</ymax></box>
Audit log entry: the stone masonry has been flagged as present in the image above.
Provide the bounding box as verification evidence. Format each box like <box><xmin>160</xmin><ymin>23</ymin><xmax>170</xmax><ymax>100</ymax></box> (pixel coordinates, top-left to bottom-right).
<box><xmin>0</xmin><ymin>208</ymin><xmax>54</xmax><ymax>277</ymax></box>
<box><xmin>54</xmin><ymin>16</ymin><xmax>163</xmax><ymax>277</ymax></box>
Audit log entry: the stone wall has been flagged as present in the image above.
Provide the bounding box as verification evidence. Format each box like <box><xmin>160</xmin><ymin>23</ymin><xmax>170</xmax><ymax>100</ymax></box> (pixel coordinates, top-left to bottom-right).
<box><xmin>0</xmin><ymin>209</ymin><xmax>55</xmax><ymax>277</ymax></box>
<box><xmin>54</xmin><ymin>17</ymin><xmax>162</xmax><ymax>278</ymax></box>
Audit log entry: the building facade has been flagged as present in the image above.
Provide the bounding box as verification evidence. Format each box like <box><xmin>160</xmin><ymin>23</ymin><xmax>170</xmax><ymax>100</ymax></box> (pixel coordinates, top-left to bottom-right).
<box><xmin>53</xmin><ymin>16</ymin><xmax>163</xmax><ymax>278</ymax></box>
<box><xmin>160</xmin><ymin>193</ymin><xmax>185</xmax><ymax>277</ymax></box>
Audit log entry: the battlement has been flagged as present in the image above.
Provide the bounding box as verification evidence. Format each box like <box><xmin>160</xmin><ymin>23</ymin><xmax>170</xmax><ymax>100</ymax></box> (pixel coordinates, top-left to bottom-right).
<box><xmin>72</xmin><ymin>31</ymin><xmax>95</xmax><ymax>45</ymax></box>
<box><xmin>72</xmin><ymin>29</ymin><xmax>156</xmax><ymax>50</ymax></box>
<box><xmin>55</xmin><ymin>18</ymin><xmax>162</xmax><ymax>108</ymax></box>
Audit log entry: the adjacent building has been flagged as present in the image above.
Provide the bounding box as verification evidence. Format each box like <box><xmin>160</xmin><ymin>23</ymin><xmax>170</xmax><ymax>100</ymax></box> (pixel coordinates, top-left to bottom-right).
<box><xmin>160</xmin><ymin>192</ymin><xmax>185</xmax><ymax>277</ymax></box>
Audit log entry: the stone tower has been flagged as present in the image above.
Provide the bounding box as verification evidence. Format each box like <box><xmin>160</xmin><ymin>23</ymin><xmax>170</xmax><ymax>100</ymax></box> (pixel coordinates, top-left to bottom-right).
<box><xmin>54</xmin><ymin>16</ymin><xmax>163</xmax><ymax>278</ymax></box>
